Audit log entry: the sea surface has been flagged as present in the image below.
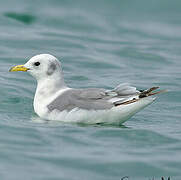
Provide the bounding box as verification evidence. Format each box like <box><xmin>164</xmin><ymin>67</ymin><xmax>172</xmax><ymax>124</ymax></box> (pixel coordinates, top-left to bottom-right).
<box><xmin>0</xmin><ymin>0</ymin><xmax>181</xmax><ymax>179</ymax></box>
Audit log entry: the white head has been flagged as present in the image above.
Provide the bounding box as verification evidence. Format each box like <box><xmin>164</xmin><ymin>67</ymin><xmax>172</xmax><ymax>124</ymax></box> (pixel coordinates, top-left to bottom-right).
<box><xmin>25</xmin><ymin>54</ymin><xmax>62</xmax><ymax>80</ymax></box>
<box><xmin>10</xmin><ymin>54</ymin><xmax>66</xmax><ymax>86</ymax></box>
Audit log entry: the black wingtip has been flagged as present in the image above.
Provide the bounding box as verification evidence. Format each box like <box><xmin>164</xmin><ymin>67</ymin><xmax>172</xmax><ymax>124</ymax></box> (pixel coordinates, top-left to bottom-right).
<box><xmin>139</xmin><ymin>87</ymin><xmax>167</xmax><ymax>98</ymax></box>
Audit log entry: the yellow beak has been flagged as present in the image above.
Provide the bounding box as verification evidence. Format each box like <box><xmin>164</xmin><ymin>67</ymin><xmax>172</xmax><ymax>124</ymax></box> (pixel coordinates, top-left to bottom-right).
<box><xmin>9</xmin><ymin>65</ymin><xmax>29</xmax><ymax>72</ymax></box>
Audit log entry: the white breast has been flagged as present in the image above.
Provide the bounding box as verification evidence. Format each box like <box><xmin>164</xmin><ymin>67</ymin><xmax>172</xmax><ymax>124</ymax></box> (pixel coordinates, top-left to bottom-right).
<box><xmin>33</xmin><ymin>87</ymin><xmax>71</xmax><ymax>117</ymax></box>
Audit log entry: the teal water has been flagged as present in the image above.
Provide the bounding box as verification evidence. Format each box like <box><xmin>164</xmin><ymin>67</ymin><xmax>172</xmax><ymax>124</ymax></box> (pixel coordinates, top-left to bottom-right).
<box><xmin>0</xmin><ymin>0</ymin><xmax>181</xmax><ymax>179</ymax></box>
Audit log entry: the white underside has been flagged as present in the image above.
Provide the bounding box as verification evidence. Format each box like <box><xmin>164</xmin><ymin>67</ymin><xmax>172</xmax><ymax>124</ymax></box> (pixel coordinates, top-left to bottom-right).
<box><xmin>36</xmin><ymin>97</ymin><xmax>155</xmax><ymax>125</ymax></box>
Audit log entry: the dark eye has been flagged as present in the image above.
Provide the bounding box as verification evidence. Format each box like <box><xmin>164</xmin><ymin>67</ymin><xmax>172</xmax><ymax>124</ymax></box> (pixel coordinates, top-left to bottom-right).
<box><xmin>34</xmin><ymin>62</ymin><xmax>40</xmax><ymax>66</ymax></box>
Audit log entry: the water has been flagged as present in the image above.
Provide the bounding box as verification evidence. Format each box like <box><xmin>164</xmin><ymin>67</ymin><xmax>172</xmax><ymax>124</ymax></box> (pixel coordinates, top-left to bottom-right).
<box><xmin>0</xmin><ymin>0</ymin><xmax>181</xmax><ymax>179</ymax></box>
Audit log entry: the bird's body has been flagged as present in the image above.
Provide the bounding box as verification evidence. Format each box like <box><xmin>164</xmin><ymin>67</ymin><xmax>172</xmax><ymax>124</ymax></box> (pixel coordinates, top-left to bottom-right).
<box><xmin>10</xmin><ymin>54</ymin><xmax>163</xmax><ymax>124</ymax></box>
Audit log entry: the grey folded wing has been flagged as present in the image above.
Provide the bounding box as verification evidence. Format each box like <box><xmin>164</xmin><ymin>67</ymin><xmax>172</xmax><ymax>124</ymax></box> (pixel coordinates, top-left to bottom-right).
<box><xmin>47</xmin><ymin>84</ymin><xmax>139</xmax><ymax>112</ymax></box>
<box><xmin>47</xmin><ymin>88</ymin><xmax>114</xmax><ymax>112</ymax></box>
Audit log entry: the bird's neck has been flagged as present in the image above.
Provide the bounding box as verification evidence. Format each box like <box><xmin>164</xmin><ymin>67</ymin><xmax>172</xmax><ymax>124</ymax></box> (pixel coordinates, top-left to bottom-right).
<box><xmin>35</xmin><ymin>72</ymin><xmax>67</xmax><ymax>102</ymax></box>
<box><xmin>37</xmin><ymin>77</ymin><xmax>66</xmax><ymax>95</ymax></box>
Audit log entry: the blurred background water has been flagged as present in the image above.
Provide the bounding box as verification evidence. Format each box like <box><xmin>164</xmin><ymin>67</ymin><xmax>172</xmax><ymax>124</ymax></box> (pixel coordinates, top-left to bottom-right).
<box><xmin>0</xmin><ymin>0</ymin><xmax>181</xmax><ymax>179</ymax></box>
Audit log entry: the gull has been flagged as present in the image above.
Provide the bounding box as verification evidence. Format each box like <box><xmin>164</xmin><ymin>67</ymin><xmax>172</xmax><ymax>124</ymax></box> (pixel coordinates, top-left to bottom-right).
<box><xmin>9</xmin><ymin>54</ymin><xmax>164</xmax><ymax>124</ymax></box>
